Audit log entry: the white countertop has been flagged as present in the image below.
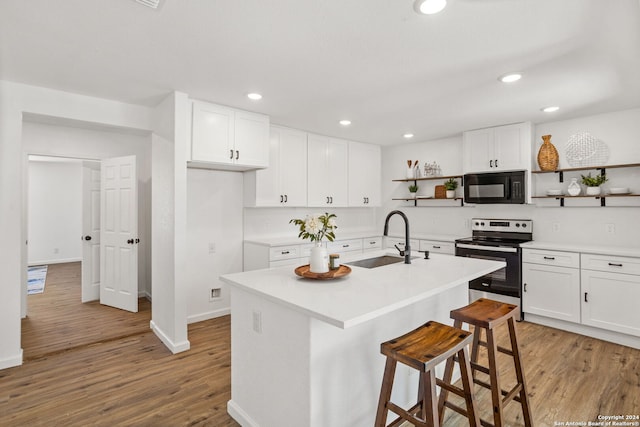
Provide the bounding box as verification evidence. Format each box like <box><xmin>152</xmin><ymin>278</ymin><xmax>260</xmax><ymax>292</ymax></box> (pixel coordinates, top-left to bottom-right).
<box><xmin>220</xmin><ymin>250</ymin><xmax>504</xmax><ymax>329</ymax></box>
<box><xmin>244</xmin><ymin>232</ymin><xmax>464</xmax><ymax>247</ymax></box>
<box><xmin>521</xmin><ymin>241</ymin><xmax>640</xmax><ymax>258</ymax></box>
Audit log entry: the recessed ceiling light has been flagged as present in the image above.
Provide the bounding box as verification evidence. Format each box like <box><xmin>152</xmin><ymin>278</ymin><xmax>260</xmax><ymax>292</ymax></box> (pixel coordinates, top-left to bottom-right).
<box><xmin>247</xmin><ymin>93</ymin><xmax>262</xmax><ymax>101</ymax></box>
<box><xmin>541</xmin><ymin>106</ymin><xmax>560</xmax><ymax>113</ymax></box>
<box><xmin>339</xmin><ymin>120</ymin><xmax>351</xmax><ymax>126</ymax></box>
<box><xmin>414</xmin><ymin>0</ymin><xmax>447</xmax><ymax>15</ymax></box>
<box><xmin>403</xmin><ymin>133</ymin><xmax>414</xmax><ymax>139</ymax></box>
<box><xmin>499</xmin><ymin>73</ymin><xmax>522</xmax><ymax>83</ymax></box>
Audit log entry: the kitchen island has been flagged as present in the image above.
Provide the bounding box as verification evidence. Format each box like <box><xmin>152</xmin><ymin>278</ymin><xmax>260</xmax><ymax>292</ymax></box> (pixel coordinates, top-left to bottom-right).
<box><xmin>220</xmin><ymin>250</ymin><xmax>505</xmax><ymax>427</ymax></box>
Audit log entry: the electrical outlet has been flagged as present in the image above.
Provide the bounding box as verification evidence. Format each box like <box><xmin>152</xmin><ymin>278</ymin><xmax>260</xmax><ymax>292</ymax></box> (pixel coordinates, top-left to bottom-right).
<box><xmin>252</xmin><ymin>310</ymin><xmax>262</xmax><ymax>334</ymax></box>
<box><xmin>208</xmin><ymin>242</ymin><xmax>216</xmax><ymax>254</ymax></box>
<box><xmin>606</xmin><ymin>223</ymin><xmax>615</xmax><ymax>234</ymax></box>
<box><xmin>209</xmin><ymin>288</ymin><xmax>221</xmax><ymax>301</ymax></box>
<box><xmin>552</xmin><ymin>222</ymin><xmax>560</xmax><ymax>232</ymax></box>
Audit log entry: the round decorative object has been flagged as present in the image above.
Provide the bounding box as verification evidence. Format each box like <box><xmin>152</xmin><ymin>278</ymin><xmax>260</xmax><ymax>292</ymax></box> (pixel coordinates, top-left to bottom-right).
<box><xmin>567</xmin><ymin>178</ymin><xmax>581</xmax><ymax>196</ymax></box>
<box><xmin>446</xmin><ymin>190</ymin><xmax>455</xmax><ymax>199</ymax></box>
<box><xmin>565</xmin><ymin>131</ymin><xmax>609</xmax><ymax>167</ymax></box>
<box><xmin>309</xmin><ymin>244</ymin><xmax>329</xmax><ymax>273</ymax></box>
<box><xmin>585</xmin><ymin>186</ymin><xmax>601</xmax><ymax>196</ymax></box>
<box><xmin>295</xmin><ymin>264</ymin><xmax>351</xmax><ymax>280</ymax></box>
<box><xmin>537</xmin><ymin>135</ymin><xmax>559</xmax><ymax>171</ymax></box>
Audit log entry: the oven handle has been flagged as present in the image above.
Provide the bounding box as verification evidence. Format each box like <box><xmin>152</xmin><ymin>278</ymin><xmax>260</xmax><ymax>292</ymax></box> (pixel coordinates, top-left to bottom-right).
<box><xmin>456</xmin><ymin>243</ymin><xmax>518</xmax><ymax>253</ymax></box>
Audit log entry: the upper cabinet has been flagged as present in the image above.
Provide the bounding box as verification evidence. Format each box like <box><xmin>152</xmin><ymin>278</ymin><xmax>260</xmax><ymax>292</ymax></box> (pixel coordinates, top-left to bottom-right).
<box><xmin>244</xmin><ymin>126</ymin><xmax>308</xmax><ymax>207</ymax></box>
<box><xmin>463</xmin><ymin>122</ymin><xmax>532</xmax><ymax>173</ymax></box>
<box><xmin>190</xmin><ymin>100</ymin><xmax>269</xmax><ymax>171</ymax></box>
<box><xmin>348</xmin><ymin>141</ymin><xmax>381</xmax><ymax>207</ymax></box>
<box><xmin>307</xmin><ymin>134</ymin><xmax>348</xmax><ymax>207</ymax></box>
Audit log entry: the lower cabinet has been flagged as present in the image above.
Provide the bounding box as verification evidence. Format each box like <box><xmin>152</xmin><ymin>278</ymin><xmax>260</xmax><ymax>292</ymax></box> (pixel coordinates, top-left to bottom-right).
<box><xmin>581</xmin><ymin>258</ymin><xmax>640</xmax><ymax>337</ymax></box>
<box><xmin>419</xmin><ymin>240</ymin><xmax>455</xmax><ymax>255</ymax></box>
<box><xmin>522</xmin><ymin>262</ymin><xmax>580</xmax><ymax>323</ymax></box>
<box><xmin>522</xmin><ymin>248</ymin><xmax>640</xmax><ymax>340</ymax></box>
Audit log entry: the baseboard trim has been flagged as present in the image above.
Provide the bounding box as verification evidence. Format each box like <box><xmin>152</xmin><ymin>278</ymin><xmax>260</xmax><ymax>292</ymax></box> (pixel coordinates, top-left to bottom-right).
<box><xmin>0</xmin><ymin>349</ymin><xmax>23</xmax><ymax>370</ymax></box>
<box><xmin>149</xmin><ymin>320</ymin><xmax>191</xmax><ymax>354</ymax></box>
<box><xmin>29</xmin><ymin>258</ymin><xmax>81</xmax><ymax>266</ymax></box>
<box><xmin>187</xmin><ymin>307</ymin><xmax>230</xmax><ymax>324</ymax></box>
<box><xmin>227</xmin><ymin>400</ymin><xmax>259</xmax><ymax>427</ymax></box>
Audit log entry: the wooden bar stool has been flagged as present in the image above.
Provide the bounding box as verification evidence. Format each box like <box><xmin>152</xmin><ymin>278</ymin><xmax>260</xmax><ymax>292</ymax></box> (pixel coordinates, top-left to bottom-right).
<box><xmin>438</xmin><ymin>298</ymin><xmax>533</xmax><ymax>427</ymax></box>
<box><xmin>375</xmin><ymin>321</ymin><xmax>480</xmax><ymax>427</ymax></box>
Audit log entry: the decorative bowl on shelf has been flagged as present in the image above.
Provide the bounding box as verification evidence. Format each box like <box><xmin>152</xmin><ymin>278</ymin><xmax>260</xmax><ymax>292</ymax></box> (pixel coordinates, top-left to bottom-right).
<box><xmin>609</xmin><ymin>187</ymin><xmax>630</xmax><ymax>195</ymax></box>
<box><xmin>546</xmin><ymin>189</ymin><xmax>562</xmax><ymax>196</ymax></box>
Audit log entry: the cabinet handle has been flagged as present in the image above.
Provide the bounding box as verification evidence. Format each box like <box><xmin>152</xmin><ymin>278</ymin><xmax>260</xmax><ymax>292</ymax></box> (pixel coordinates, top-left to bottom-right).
<box><xmin>369</xmin><ymin>241</ymin><xmax>376</xmax><ymax>245</ymax></box>
<box><xmin>343</xmin><ymin>244</ymin><xmax>349</xmax><ymax>248</ymax></box>
<box><xmin>584</xmin><ymin>292</ymin><xmax>588</xmax><ymax>302</ymax></box>
<box><xmin>329</xmin><ymin>196</ymin><xmax>333</xmax><ymax>204</ymax></box>
<box><xmin>281</xmin><ymin>251</ymin><xmax>289</xmax><ymax>255</ymax></box>
<box><xmin>433</xmin><ymin>245</ymin><xmax>441</xmax><ymax>249</ymax></box>
<box><xmin>326</xmin><ymin>196</ymin><xmax>330</xmax><ymax>204</ymax></box>
<box><xmin>543</xmin><ymin>256</ymin><xmax>555</xmax><ymax>260</ymax></box>
<box><xmin>280</xmin><ymin>195</ymin><xmax>283</xmax><ymax>203</ymax></box>
<box><xmin>608</xmin><ymin>262</ymin><xmax>623</xmax><ymax>267</ymax></box>
<box><xmin>284</xmin><ymin>194</ymin><xmax>288</xmax><ymax>203</ymax></box>
<box><xmin>523</xmin><ymin>283</ymin><xmax>527</xmax><ymax>292</ymax></box>
<box><xmin>489</xmin><ymin>160</ymin><xmax>493</xmax><ymax>168</ymax></box>
<box><xmin>481</xmin><ymin>282</ymin><xmax>490</xmax><ymax>287</ymax></box>
<box><xmin>229</xmin><ymin>149</ymin><xmax>234</xmax><ymax>160</ymax></box>
<box><xmin>495</xmin><ymin>159</ymin><xmax>498</xmax><ymax>168</ymax></box>
<box><xmin>235</xmin><ymin>150</ymin><xmax>239</xmax><ymax>160</ymax></box>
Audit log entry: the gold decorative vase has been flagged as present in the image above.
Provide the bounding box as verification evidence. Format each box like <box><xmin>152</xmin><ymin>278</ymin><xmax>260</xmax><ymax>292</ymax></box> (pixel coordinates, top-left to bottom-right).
<box><xmin>537</xmin><ymin>134</ymin><xmax>559</xmax><ymax>171</ymax></box>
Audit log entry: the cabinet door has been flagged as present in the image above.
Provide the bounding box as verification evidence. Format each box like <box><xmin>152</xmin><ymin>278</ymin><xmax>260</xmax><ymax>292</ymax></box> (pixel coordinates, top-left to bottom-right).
<box><xmin>279</xmin><ymin>128</ymin><xmax>308</xmax><ymax>206</ymax></box>
<box><xmin>493</xmin><ymin>122</ymin><xmax>531</xmax><ymax>171</ymax></box>
<box><xmin>234</xmin><ymin>110</ymin><xmax>269</xmax><ymax>168</ymax></box>
<box><xmin>327</xmin><ymin>138</ymin><xmax>348</xmax><ymax>207</ymax></box>
<box><xmin>581</xmin><ymin>269</ymin><xmax>640</xmax><ymax>336</ymax></box>
<box><xmin>419</xmin><ymin>240</ymin><xmax>455</xmax><ymax>255</ymax></box>
<box><xmin>307</xmin><ymin>134</ymin><xmax>330</xmax><ymax>207</ymax></box>
<box><xmin>191</xmin><ymin>101</ymin><xmax>234</xmax><ymax>163</ymax></box>
<box><xmin>348</xmin><ymin>141</ymin><xmax>381</xmax><ymax>207</ymax></box>
<box><xmin>522</xmin><ymin>263</ymin><xmax>580</xmax><ymax>322</ymax></box>
<box><xmin>462</xmin><ymin>128</ymin><xmax>494</xmax><ymax>173</ymax></box>
<box><xmin>253</xmin><ymin>127</ymin><xmax>283</xmax><ymax>206</ymax></box>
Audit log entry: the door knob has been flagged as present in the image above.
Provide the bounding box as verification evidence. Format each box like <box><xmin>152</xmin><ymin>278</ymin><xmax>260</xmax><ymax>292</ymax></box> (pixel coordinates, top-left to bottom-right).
<box><xmin>84</xmin><ymin>236</ymin><xmax>92</xmax><ymax>241</ymax></box>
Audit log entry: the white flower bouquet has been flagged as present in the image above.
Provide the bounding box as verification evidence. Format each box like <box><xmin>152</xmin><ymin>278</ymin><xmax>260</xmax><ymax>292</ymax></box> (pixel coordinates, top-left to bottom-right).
<box><xmin>290</xmin><ymin>212</ymin><xmax>337</xmax><ymax>242</ymax></box>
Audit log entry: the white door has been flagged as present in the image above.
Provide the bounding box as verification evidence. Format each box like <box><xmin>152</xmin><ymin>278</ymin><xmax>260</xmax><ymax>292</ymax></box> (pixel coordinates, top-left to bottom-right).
<box><xmin>81</xmin><ymin>161</ymin><xmax>101</xmax><ymax>302</ymax></box>
<box><xmin>100</xmin><ymin>155</ymin><xmax>138</xmax><ymax>313</ymax></box>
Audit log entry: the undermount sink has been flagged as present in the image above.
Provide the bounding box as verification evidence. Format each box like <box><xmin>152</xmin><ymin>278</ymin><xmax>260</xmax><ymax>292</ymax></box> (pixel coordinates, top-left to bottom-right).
<box><xmin>347</xmin><ymin>255</ymin><xmax>416</xmax><ymax>269</ymax></box>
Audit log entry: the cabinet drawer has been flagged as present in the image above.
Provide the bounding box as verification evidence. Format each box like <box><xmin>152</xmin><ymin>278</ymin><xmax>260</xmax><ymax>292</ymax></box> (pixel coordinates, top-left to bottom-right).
<box><xmin>385</xmin><ymin>237</ymin><xmax>419</xmax><ymax>251</ymax></box>
<box><xmin>581</xmin><ymin>253</ymin><xmax>640</xmax><ymax>275</ymax></box>
<box><xmin>327</xmin><ymin>239</ymin><xmax>363</xmax><ymax>253</ymax></box>
<box><xmin>522</xmin><ymin>249</ymin><xmax>579</xmax><ymax>268</ymax></box>
<box><xmin>270</xmin><ymin>258</ymin><xmax>302</xmax><ymax>268</ymax></box>
<box><xmin>363</xmin><ymin>237</ymin><xmax>382</xmax><ymax>251</ymax></box>
<box><xmin>419</xmin><ymin>240</ymin><xmax>454</xmax><ymax>255</ymax></box>
<box><xmin>269</xmin><ymin>245</ymin><xmax>301</xmax><ymax>261</ymax></box>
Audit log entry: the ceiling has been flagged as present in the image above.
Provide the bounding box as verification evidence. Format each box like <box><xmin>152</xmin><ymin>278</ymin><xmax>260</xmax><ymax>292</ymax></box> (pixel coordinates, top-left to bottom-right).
<box><xmin>1</xmin><ymin>0</ymin><xmax>639</xmax><ymax>145</ymax></box>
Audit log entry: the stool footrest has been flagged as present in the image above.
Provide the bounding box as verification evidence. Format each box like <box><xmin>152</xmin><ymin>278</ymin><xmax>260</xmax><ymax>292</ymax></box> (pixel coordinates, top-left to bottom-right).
<box><xmin>443</xmin><ymin>400</ymin><xmax>472</xmax><ymax>418</ymax></box>
<box><xmin>476</xmin><ymin>340</ymin><xmax>514</xmax><ymax>356</ymax></box>
<box><xmin>502</xmin><ymin>384</ymin><xmax>523</xmax><ymax>406</ymax></box>
<box><xmin>436</xmin><ymin>378</ymin><xmax>465</xmax><ymax>398</ymax></box>
<box><xmin>470</xmin><ymin>361</ymin><xmax>490</xmax><ymax>375</ymax></box>
<box><xmin>386</xmin><ymin>402</ymin><xmax>428</xmax><ymax>427</ymax></box>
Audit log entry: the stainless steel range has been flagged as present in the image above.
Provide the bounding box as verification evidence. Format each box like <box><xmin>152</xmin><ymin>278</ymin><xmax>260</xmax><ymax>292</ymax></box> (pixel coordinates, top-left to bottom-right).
<box><xmin>455</xmin><ymin>218</ymin><xmax>533</xmax><ymax>319</ymax></box>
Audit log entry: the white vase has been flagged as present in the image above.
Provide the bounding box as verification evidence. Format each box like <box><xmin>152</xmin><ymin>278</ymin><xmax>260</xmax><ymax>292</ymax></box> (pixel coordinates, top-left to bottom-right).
<box><xmin>446</xmin><ymin>190</ymin><xmax>455</xmax><ymax>199</ymax></box>
<box><xmin>409</xmin><ymin>191</ymin><xmax>417</xmax><ymax>198</ymax></box>
<box><xmin>309</xmin><ymin>243</ymin><xmax>329</xmax><ymax>273</ymax></box>
<box><xmin>586</xmin><ymin>186</ymin><xmax>601</xmax><ymax>196</ymax></box>
<box><xmin>567</xmin><ymin>178</ymin><xmax>581</xmax><ymax>196</ymax></box>
<box><xmin>406</xmin><ymin>167</ymin><xmax>415</xmax><ymax>179</ymax></box>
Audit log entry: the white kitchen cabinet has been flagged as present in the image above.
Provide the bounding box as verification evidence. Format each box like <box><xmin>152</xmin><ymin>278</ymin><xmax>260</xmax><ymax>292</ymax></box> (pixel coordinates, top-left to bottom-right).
<box><xmin>384</xmin><ymin>237</ymin><xmax>419</xmax><ymax>253</ymax></box>
<box><xmin>307</xmin><ymin>134</ymin><xmax>348</xmax><ymax>207</ymax></box>
<box><xmin>190</xmin><ymin>100</ymin><xmax>269</xmax><ymax>170</ymax></box>
<box><xmin>244</xmin><ymin>126</ymin><xmax>307</xmax><ymax>207</ymax></box>
<box><xmin>462</xmin><ymin>122</ymin><xmax>532</xmax><ymax>173</ymax></box>
<box><xmin>363</xmin><ymin>237</ymin><xmax>382</xmax><ymax>252</ymax></box>
<box><xmin>419</xmin><ymin>240</ymin><xmax>455</xmax><ymax>255</ymax></box>
<box><xmin>348</xmin><ymin>141</ymin><xmax>381</xmax><ymax>207</ymax></box>
<box><xmin>581</xmin><ymin>254</ymin><xmax>640</xmax><ymax>337</ymax></box>
<box><xmin>327</xmin><ymin>238</ymin><xmax>363</xmax><ymax>254</ymax></box>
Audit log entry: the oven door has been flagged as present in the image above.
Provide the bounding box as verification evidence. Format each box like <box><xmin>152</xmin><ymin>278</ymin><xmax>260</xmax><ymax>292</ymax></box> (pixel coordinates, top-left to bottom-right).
<box><xmin>455</xmin><ymin>243</ymin><xmax>521</xmax><ymax>298</ymax></box>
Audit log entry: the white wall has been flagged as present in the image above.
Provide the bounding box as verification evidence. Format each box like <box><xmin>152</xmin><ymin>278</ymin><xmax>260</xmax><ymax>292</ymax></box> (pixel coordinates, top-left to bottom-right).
<box><xmin>22</xmin><ymin>121</ymin><xmax>153</xmax><ymax>295</ymax></box>
<box><xmin>186</xmin><ymin>168</ymin><xmax>243</xmax><ymax>323</ymax></box>
<box><xmin>28</xmin><ymin>159</ymin><xmax>82</xmax><ymax>265</ymax></box>
<box><xmin>380</xmin><ymin>108</ymin><xmax>640</xmax><ymax>247</ymax></box>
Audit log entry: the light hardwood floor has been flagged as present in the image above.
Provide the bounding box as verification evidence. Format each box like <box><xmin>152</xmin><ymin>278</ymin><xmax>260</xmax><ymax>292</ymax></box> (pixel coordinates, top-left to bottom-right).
<box><xmin>3</xmin><ymin>262</ymin><xmax>639</xmax><ymax>426</ymax></box>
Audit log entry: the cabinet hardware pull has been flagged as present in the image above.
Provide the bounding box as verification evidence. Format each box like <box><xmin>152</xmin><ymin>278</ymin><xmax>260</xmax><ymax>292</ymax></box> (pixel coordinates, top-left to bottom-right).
<box><xmin>326</xmin><ymin>196</ymin><xmax>330</xmax><ymax>204</ymax></box>
<box><xmin>284</xmin><ymin>194</ymin><xmax>288</xmax><ymax>203</ymax></box>
<box><xmin>281</xmin><ymin>251</ymin><xmax>289</xmax><ymax>254</ymax></box>
<box><xmin>543</xmin><ymin>256</ymin><xmax>555</xmax><ymax>260</ymax></box>
<box><xmin>584</xmin><ymin>292</ymin><xmax>588</xmax><ymax>302</ymax></box>
<box><xmin>608</xmin><ymin>262</ymin><xmax>623</xmax><ymax>267</ymax></box>
<box><xmin>280</xmin><ymin>195</ymin><xmax>283</xmax><ymax>203</ymax></box>
<box><xmin>343</xmin><ymin>244</ymin><xmax>349</xmax><ymax>248</ymax></box>
<box><xmin>495</xmin><ymin>159</ymin><xmax>498</xmax><ymax>167</ymax></box>
<box><xmin>229</xmin><ymin>149</ymin><xmax>234</xmax><ymax>159</ymax></box>
<box><xmin>524</xmin><ymin>283</ymin><xmax>527</xmax><ymax>292</ymax></box>
<box><xmin>329</xmin><ymin>196</ymin><xmax>333</xmax><ymax>204</ymax></box>
<box><xmin>127</xmin><ymin>239</ymin><xmax>134</xmax><ymax>244</ymax></box>
<box><xmin>433</xmin><ymin>245</ymin><xmax>441</xmax><ymax>249</ymax></box>
<box><xmin>369</xmin><ymin>241</ymin><xmax>376</xmax><ymax>244</ymax></box>
<box><xmin>489</xmin><ymin>160</ymin><xmax>493</xmax><ymax>168</ymax></box>
<box><xmin>481</xmin><ymin>283</ymin><xmax>490</xmax><ymax>287</ymax></box>
<box><xmin>235</xmin><ymin>150</ymin><xmax>239</xmax><ymax>160</ymax></box>
<box><xmin>84</xmin><ymin>235</ymin><xmax>92</xmax><ymax>241</ymax></box>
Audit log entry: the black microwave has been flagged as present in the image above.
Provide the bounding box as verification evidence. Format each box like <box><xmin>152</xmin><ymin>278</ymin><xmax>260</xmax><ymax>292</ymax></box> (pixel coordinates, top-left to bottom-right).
<box><xmin>464</xmin><ymin>170</ymin><xmax>526</xmax><ymax>204</ymax></box>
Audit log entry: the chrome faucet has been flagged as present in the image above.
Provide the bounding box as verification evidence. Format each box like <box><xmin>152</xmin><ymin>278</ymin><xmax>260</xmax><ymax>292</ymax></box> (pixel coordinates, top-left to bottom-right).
<box><xmin>383</xmin><ymin>210</ymin><xmax>411</xmax><ymax>264</ymax></box>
